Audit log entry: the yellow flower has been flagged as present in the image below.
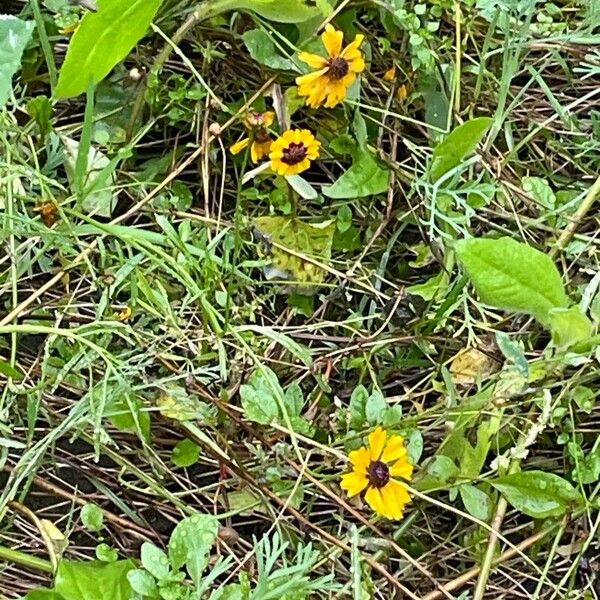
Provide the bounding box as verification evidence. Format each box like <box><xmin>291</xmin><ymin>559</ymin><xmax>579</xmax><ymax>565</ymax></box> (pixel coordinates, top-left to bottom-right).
<box><xmin>383</xmin><ymin>65</ymin><xmax>396</xmax><ymax>81</ymax></box>
<box><xmin>296</xmin><ymin>24</ymin><xmax>365</xmax><ymax>108</ymax></box>
<box><xmin>230</xmin><ymin>111</ymin><xmax>275</xmax><ymax>163</ymax></box>
<box><xmin>341</xmin><ymin>427</ymin><xmax>413</xmax><ymax>520</ymax></box>
<box><xmin>269</xmin><ymin>129</ymin><xmax>321</xmax><ymax>176</ymax></box>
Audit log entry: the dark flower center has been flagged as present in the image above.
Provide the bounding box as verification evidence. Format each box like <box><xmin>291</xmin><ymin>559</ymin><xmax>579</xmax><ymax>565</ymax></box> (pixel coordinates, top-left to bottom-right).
<box><xmin>327</xmin><ymin>56</ymin><xmax>349</xmax><ymax>80</ymax></box>
<box><xmin>281</xmin><ymin>142</ymin><xmax>308</xmax><ymax>165</ymax></box>
<box><xmin>367</xmin><ymin>460</ymin><xmax>390</xmax><ymax>488</ymax></box>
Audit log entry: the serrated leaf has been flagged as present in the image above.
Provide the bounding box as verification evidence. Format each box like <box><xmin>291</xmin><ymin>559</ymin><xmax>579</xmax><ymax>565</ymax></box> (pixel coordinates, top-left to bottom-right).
<box><xmin>236</xmin><ymin>0</ymin><xmax>320</xmax><ymax>23</ymax></box>
<box><xmin>0</xmin><ymin>16</ymin><xmax>35</xmax><ymax>109</ymax></box>
<box><xmin>490</xmin><ymin>471</ymin><xmax>583</xmax><ymax>519</ymax></box>
<box><xmin>242</xmin><ymin>29</ymin><xmax>298</xmax><ymax>71</ymax></box>
<box><xmin>456</xmin><ymin>237</ymin><xmax>569</xmax><ymax>325</ymax></box>
<box><xmin>55</xmin><ymin>0</ymin><xmax>163</xmax><ymax>98</ymax></box>
<box><xmin>429</xmin><ymin>117</ymin><xmax>492</xmax><ymax>182</ymax></box>
<box><xmin>322</xmin><ymin>149</ymin><xmax>389</xmax><ymax>199</ymax></box>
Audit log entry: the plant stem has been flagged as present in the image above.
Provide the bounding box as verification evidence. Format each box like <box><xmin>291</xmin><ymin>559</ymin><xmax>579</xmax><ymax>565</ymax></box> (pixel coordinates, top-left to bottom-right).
<box><xmin>0</xmin><ymin>545</ymin><xmax>52</xmax><ymax>574</ymax></box>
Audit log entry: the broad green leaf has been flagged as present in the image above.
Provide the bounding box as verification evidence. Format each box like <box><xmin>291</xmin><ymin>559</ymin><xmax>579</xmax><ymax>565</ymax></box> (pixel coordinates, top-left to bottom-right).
<box><xmin>127</xmin><ymin>569</ymin><xmax>158</xmax><ymax>597</ymax></box>
<box><xmin>104</xmin><ymin>393</ymin><xmax>150</xmax><ymax>441</ymax></box>
<box><xmin>235</xmin><ymin>0</ymin><xmax>320</xmax><ymax>23</ymax></box>
<box><xmin>365</xmin><ymin>389</ymin><xmax>387</xmax><ymax>425</ymax></box>
<box><xmin>168</xmin><ymin>514</ymin><xmax>218</xmax><ymax>584</ymax></box>
<box><xmin>0</xmin><ymin>16</ymin><xmax>35</xmax><ymax>109</ymax></box>
<box><xmin>455</xmin><ymin>237</ymin><xmax>569</xmax><ymax>324</ymax></box>
<box><xmin>242</xmin><ymin>29</ymin><xmax>297</xmax><ymax>71</ymax></box>
<box><xmin>95</xmin><ymin>544</ymin><xmax>118</xmax><ymax>562</ymax></box>
<box><xmin>55</xmin><ymin>0</ymin><xmax>163</xmax><ymax>98</ymax></box>
<box><xmin>55</xmin><ymin>560</ymin><xmax>136</xmax><ymax>600</ymax></box>
<box><xmin>284</xmin><ymin>382</ymin><xmax>304</xmax><ymax>416</ymax></box>
<box><xmin>548</xmin><ymin>307</ymin><xmax>593</xmax><ymax>349</ymax></box>
<box><xmin>322</xmin><ymin>149</ymin><xmax>390</xmax><ymax>199</ymax></box>
<box><xmin>23</xmin><ymin>592</ymin><xmax>64</xmax><ymax>600</ymax></box>
<box><xmin>429</xmin><ymin>117</ymin><xmax>492</xmax><ymax>182</ymax></box>
<box><xmin>253</xmin><ymin>216</ymin><xmax>335</xmax><ymax>288</ymax></box>
<box><xmin>490</xmin><ymin>471</ymin><xmax>583</xmax><ymax>519</ymax></box>
<box><xmin>349</xmin><ymin>385</ymin><xmax>369</xmax><ymax>429</ymax></box>
<box><xmin>417</xmin><ymin>455</ymin><xmax>459</xmax><ymax>491</ymax></box>
<box><xmin>240</xmin><ymin>367</ymin><xmax>281</xmax><ymax>425</ymax></box>
<box><xmin>459</xmin><ymin>484</ymin><xmax>491</xmax><ymax>520</ymax></box>
<box><xmin>0</xmin><ymin>357</ymin><xmax>24</xmax><ymax>380</ymax></box>
<box><xmin>172</xmin><ymin>438</ymin><xmax>201</xmax><ymax>467</ymax></box>
<box><xmin>81</xmin><ymin>503</ymin><xmax>103</xmax><ymax>532</ymax></box>
<box><xmin>140</xmin><ymin>543</ymin><xmax>170</xmax><ymax>581</ymax></box>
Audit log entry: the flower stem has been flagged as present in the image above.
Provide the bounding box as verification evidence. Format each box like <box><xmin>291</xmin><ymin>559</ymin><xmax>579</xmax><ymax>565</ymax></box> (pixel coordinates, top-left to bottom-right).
<box><xmin>0</xmin><ymin>545</ymin><xmax>52</xmax><ymax>574</ymax></box>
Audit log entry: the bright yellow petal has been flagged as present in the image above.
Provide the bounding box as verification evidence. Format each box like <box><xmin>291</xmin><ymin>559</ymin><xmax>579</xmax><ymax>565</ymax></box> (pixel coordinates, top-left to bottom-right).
<box><xmin>340</xmin><ymin>471</ymin><xmax>369</xmax><ymax>497</ymax></box>
<box><xmin>230</xmin><ymin>138</ymin><xmax>249</xmax><ymax>155</ymax></box>
<box><xmin>282</xmin><ymin>130</ymin><xmax>296</xmax><ymax>143</ymax></box>
<box><xmin>252</xmin><ymin>140</ymin><xmax>271</xmax><ymax>161</ymax></box>
<box><xmin>379</xmin><ymin>483</ymin><xmax>403</xmax><ymax>519</ymax></box>
<box><xmin>364</xmin><ymin>486</ymin><xmax>385</xmax><ymax>516</ymax></box>
<box><xmin>389</xmin><ymin>458</ymin><xmax>413</xmax><ymax>481</ymax></box>
<box><xmin>348</xmin><ymin>446</ymin><xmax>370</xmax><ymax>473</ymax></box>
<box><xmin>381</xmin><ymin>434</ymin><xmax>407</xmax><ymax>464</ymax></box>
<box><xmin>296</xmin><ymin>68</ymin><xmax>329</xmax><ymax>87</ymax></box>
<box><xmin>321</xmin><ymin>24</ymin><xmax>343</xmax><ymax>57</ymax></box>
<box><xmin>271</xmin><ymin>158</ymin><xmax>286</xmax><ymax>175</ymax></box>
<box><xmin>368</xmin><ymin>427</ymin><xmax>387</xmax><ymax>461</ymax></box>
<box><xmin>388</xmin><ymin>479</ymin><xmax>412</xmax><ymax>511</ymax></box>
<box><xmin>341</xmin><ymin>34</ymin><xmax>365</xmax><ymax>58</ymax></box>
<box><xmin>348</xmin><ymin>55</ymin><xmax>365</xmax><ymax>73</ymax></box>
<box><xmin>298</xmin><ymin>51</ymin><xmax>328</xmax><ymax>69</ymax></box>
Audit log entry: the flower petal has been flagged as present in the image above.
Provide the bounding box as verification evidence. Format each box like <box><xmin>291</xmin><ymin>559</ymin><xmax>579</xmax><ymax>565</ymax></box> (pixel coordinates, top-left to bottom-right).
<box><xmin>380</xmin><ymin>483</ymin><xmax>403</xmax><ymax>519</ymax></box>
<box><xmin>263</xmin><ymin>111</ymin><xmax>275</xmax><ymax>127</ymax></box>
<box><xmin>348</xmin><ymin>446</ymin><xmax>370</xmax><ymax>473</ymax></box>
<box><xmin>388</xmin><ymin>479</ymin><xmax>412</xmax><ymax>513</ymax></box>
<box><xmin>296</xmin><ymin>68</ymin><xmax>329</xmax><ymax>87</ymax></box>
<box><xmin>230</xmin><ymin>138</ymin><xmax>249</xmax><ymax>155</ymax></box>
<box><xmin>321</xmin><ymin>24</ymin><xmax>343</xmax><ymax>57</ymax></box>
<box><xmin>348</xmin><ymin>55</ymin><xmax>365</xmax><ymax>73</ymax></box>
<box><xmin>368</xmin><ymin>427</ymin><xmax>387</xmax><ymax>461</ymax></box>
<box><xmin>364</xmin><ymin>486</ymin><xmax>386</xmax><ymax>517</ymax></box>
<box><xmin>340</xmin><ymin>471</ymin><xmax>369</xmax><ymax>497</ymax></box>
<box><xmin>298</xmin><ymin>51</ymin><xmax>328</xmax><ymax>69</ymax></box>
<box><xmin>389</xmin><ymin>458</ymin><xmax>413</xmax><ymax>481</ymax></box>
<box><xmin>341</xmin><ymin>34</ymin><xmax>365</xmax><ymax>58</ymax></box>
<box><xmin>381</xmin><ymin>434</ymin><xmax>407</xmax><ymax>464</ymax></box>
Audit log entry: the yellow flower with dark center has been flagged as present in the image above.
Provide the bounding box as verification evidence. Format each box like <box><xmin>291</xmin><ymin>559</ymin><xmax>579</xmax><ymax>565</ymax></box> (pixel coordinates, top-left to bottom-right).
<box><xmin>296</xmin><ymin>24</ymin><xmax>366</xmax><ymax>108</ymax></box>
<box><xmin>341</xmin><ymin>427</ymin><xmax>413</xmax><ymax>520</ymax></box>
<box><xmin>269</xmin><ymin>129</ymin><xmax>321</xmax><ymax>176</ymax></box>
<box><xmin>230</xmin><ymin>111</ymin><xmax>275</xmax><ymax>163</ymax></box>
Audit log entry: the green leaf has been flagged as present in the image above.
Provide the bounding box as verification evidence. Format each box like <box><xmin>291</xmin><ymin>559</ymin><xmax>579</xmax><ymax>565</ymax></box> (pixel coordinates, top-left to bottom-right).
<box><xmin>286</xmin><ymin>174</ymin><xmax>318</xmax><ymax>200</ymax></box>
<box><xmin>429</xmin><ymin>117</ymin><xmax>492</xmax><ymax>182</ymax></box>
<box><xmin>365</xmin><ymin>390</ymin><xmax>387</xmax><ymax>425</ymax></box>
<box><xmin>253</xmin><ymin>216</ymin><xmax>335</xmax><ymax>288</ymax></box>
<box><xmin>522</xmin><ymin>176</ymin><xmax>556</xmax><ymax>211</ymax></box>
<box><xmin>140</xmin><ymin>543</ymin><xmax>170</xmax><ymax>581</ymax></box>
<box><xmin>55</xmin><ymin>560</ymin><xmax>136</xmax><ymax>600</ymax></box>
<box><xmin>95</xmin><ymin>544</ymin><xmax>118</xmax><ymax>562</ymax></box>
<box><xmin>23</xmin><ymin>592</ymin><xmax>65</xmax><ymax>600</ymax></box>
<box><xmin>27</xmin><ymin>95</ymin><xmax>53</xmax><ymax>137</ymax></box>
<box><xmin>349</xmin><ymin>385</ymin><xmax>369</xmax><ymax>429</ymax></box>
<box><xmin>284</xmin><ymin>382</ymin><xmax>304</xmax><ymax>417</ymax></box>
<box><xmin>55</xmin><ymin>0</ymin><xmax>163</xmax><ymax>98</ymax></box>
<box><xmin>459</xmin><ymin>484</ymin><xmax>491</xmax><ymax>520</ymax></box>
<box><xmin>235</xmin><ymin>0</ymin><xmax>320</xmax><ymax>23</ymax></box>
<box><xmin>171</xmin><ymin>438</ymin><xmax>201</xmax><ymax>467</ymax></box>
<box><xmin>417</xmin><ymin>455</ymin><xmax>459</xmax><ymax>491</ymax></box>
<box><xmin>242</xmin><ymin>29</ymin><xmax>297</xmax><ymax>71</ymax></box>
<box><xmin>126</xmin><ymin>569</ymin><xmax>158</xmax><ymax>597</ymax></box>
<box><xmin>490</xmin><ymin>471</ymin><xmax>583</xmax><ymax>519</ymax></box>
<box><xmin>0</xmin><ymin>16</ymin><xmax>35</xmax><ymax>109</ymax></box>
<box><xmin>62</xmin><ymin>136</ymin><xmax>116</xmax><ymax>218</ymax></box>
<box><xmin>240</xmin><ymin>367</ymin><xmax>281</xmax><ymax>425</ymax></box>
<box><xmin>548</xmin><ymin>307</ymin><xmax>593</xmax><ymax>349</ymax></box>
<box><xmin>456</xmin><ymin>237</ymin><xmax>569</xmax><ymax>325</ymax></box>
<box><xmin>104</xmin><ymin>393</ymin><xmax>150</xmax><ymax>441</ymax></box>
<box><xmin>0</xmin><ymin>357</ymin><xmax>24</xmax><ymax>380</ymax></box>
<box><xmin>495</xmin><ymin>331</ymin><xmax>528</xmax><ymax>377</ymax></box>
<box><xmin>81</xmin><ymin>503</ymin><xmax>103</xmax><ymax>532</ymax></box>
<box><xmin>168</xmin><ymin>514</ymin><xmax>218</xmax><ymax>584</ymax></box>
<box><xmin>322</xmin><ymin>149</ymin><xmax>390</xmax><ymax>199</ymax></box>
